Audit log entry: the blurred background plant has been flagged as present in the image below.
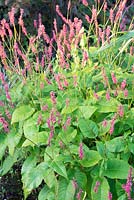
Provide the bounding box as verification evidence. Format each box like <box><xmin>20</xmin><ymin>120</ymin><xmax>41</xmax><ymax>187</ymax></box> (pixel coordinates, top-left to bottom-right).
<box><xmin>0</xmin><ymin>0</ymin><xmax>134</xmax><ymax>34</ymax></box>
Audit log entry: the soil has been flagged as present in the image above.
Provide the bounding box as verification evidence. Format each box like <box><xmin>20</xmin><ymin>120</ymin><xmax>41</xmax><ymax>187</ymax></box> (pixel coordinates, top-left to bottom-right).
<box><xmin>0</xmin><ymin>164</ymin><xmax>38</xmax><ymax>200</ymax></box>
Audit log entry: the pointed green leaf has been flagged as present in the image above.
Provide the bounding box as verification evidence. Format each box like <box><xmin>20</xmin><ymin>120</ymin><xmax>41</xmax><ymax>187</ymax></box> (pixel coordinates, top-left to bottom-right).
<box><xmin>49</xmin><ymin>161</ymin><xmax>68</xmax><ymax>179</ymax></box>
<box><xmin>61</xmin><ymin>105</ymin><xmax>78</xmax><ymax>114</ymax></box>
<box><xmin>22</xmin><ymin>162</ymin><xmax>48</xmax><ymax>199</ymax></box>
<box><xmin>75</xmin><ymin>170</ymin><xmax>87</xmax><ymax>190</ymax></box>
<box><xmin>79</xmin><ymin>118</ymin><xmax>98</xmax><ymax>138</ymax></box>
<box><xmin>11</xmin><ymin>105</ymin><xmax>35</xmax><ymax>123</ymax></box>
<box><xmin>0</xmin><ymin>134</ymin><xmax>7</xmax><ymax>160</ymax></box>
<box><xmin>91</xmin><ymin>177</ymin><xmax>110</xmax><ymax>200</ymax></box>
<box><xmin>7</xmin><ymin>130</ymin><xmax>22</xmax><ymax>155</ymax></box>
<box><xmin>23</xmin><ymin>116</ymin><xmax>48</xmax><ymax>146</ymax></box>
<box><xmin>80</xmin><ymin>150</ymin><xmax>102</xmax><ymax>167</ymax></box>
<box><xmin>79</xmin><ymin>106</ymin><xmax>97</xmax><ymax>119</ymax></box>
<box><xmin>57</xmin><ymin>179</ymin><xmax>75</xmax><ymax>200</ymax></box>
<box><xmin>103</xmin><ymin>159</ymin><xmax>130</xmax><ymax>179</ymax></box>
<box><xmin>97</xmin><ymin>98</ymin><xmax>120</xmax><ymax>113</ymax></box>
<box><xmin>57</xmin><ymin>127</ymin><xmax>77</xmax><ymax>145</ymax></box>
<box><xmin>106</xmin><ymin>137</ymin><xmax>125</xmax><ymax>153</ymax></box>
<box><xmin>38</xmin><ymin>186</ymin><xmax>55</xmax><ymax>200</ymax></box>
<box><xmin>1</xmin><ymin>150</ymin><xmax>18</xmax><ymax>176</ymax></box>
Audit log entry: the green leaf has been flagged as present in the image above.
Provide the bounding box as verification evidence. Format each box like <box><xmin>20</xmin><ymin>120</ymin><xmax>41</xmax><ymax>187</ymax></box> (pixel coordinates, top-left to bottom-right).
<box><xmin>43</xmin><ymin>168</ymin><xmax>56</xmax><ymax>188</ymax></box>
<box><xmin>23</xmin><ymin>116</ymin><xmax>39</xmax><ymax>135</ymax></box>
<box><xmin>117</xmin><ymin>194</ymin><xmax>127</xmax><ymax>200</ymax></box>
<box><xmin>23</xmin><ymin>131</ymin><xmax>48</xmax><ymax>146</ymax></box>
<box><xmin>22</xmin><ymin>162</ymin><xmax>48</xmax><ymax>199</ymax></box>
<box><xmin>11</xmin><ymin>105</ymin><xmax>35</xmax><ymax>123</ymax></box>
<box><xmin>128</xmin><ymin>142</ymin><xmax>134</xmax><ymax>155</ymax></box>
<box><xmin>49</xmin><ymin>161</ymin><xmax>68</xmax><ymax>179</ymax></box>
<box><xmin>38</xmin><ymin>186</ymin><xmax>55</xmax><ymax>200</ymax></box>
<box><xmin>106</xmin><ymin>137</ymin><xmax>125</xmax><ymax>153</ymax></box>
<box><xmin>0</xmin><ymin>134</ymin><xmax>7</xmax><ymax>160</ymax></box>
<box><xmin>80</xmin><ymin>150</ymin><xmax>102</xmax><ymax>167</ymax></box>
<box><xmin>57</xmin><ymin>127</ymin><xmax>77</xmax><ymax>145</ymax></box>
<box><xmin>91</xmin><ymin>177</ymin><xmax>110</xmax><ymax>200</ymax></box>
<box><xmin>23</xmin><ymin>116</ymin><xmax>48</xmax><ymax>146</ymax></box>
<box><xmin>0</xmin><ymin>150</ymin><xmax>18</xmax><ymax>176</ymax></box>
<box><xmin>79</xmin><ymin>106</ymin><xmax>97</xmax><ymax>119</ymax></box>
<box><xmin>44</xmin><ymin>146</ymin><xmax>59</xmax><ymax>162</ymax></box>
<box><xmin>99</xmin><ymin>121</ymin><xmax>111</xmax><ymax>136</ymax></box>
<box><xmin>116</xmin><ymin>180</ymin><xmax>125</xmax><ymax>197</ymax></box>
<box><xmin>61</xmin><ymin>105</ymin><xmax>78</xmax><ymax>114</ymax></box>
<box><xmin>79</xmin><ymin>118</ymin><xmax>98</xmax><ymax>138</ymax></box>
<box><xmin>21</xmin><ymin>155</ymin><xmax>37</xmax><ymax>175</ymax></box>
<box><xmin>7</xmin><ymin>130</ymin><xmax>22</xmax><ymax>155</ymax></box>
<box><xmin>57</xmin><ymin>179</ymin><xmax>75</xmax><ymax>200</ymax></box>
<box><xmin>75</xmin><ymin>170</ymin><xmax>87</xmax><ymax>190</ymax></box>
<box><xmin>97</xmin><ymin>98</ymin><xmax>120</xmax><ymax>113</ymax></box>
<box><xmin>103</xmin><ymin>159</ymin><xmax>130</xmax><ymax>179</ymax></box>
<box><xmin>96</xmin><ymin>142</ymin><xmax>106</xmax><ymax>158</ymax></box>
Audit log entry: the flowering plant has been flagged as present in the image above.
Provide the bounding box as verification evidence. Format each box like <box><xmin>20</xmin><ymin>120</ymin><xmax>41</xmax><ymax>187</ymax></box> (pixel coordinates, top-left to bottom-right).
<box><xmin>0</xmin><ymin>0</ymin><xmax>134</xmax><ymax>199</ymax></box>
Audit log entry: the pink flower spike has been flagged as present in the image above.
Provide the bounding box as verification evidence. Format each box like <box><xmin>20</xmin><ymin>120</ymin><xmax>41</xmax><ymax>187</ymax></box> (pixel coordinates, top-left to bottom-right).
<box><xmin>67</xmin><ymin>0</ymin><xmax>71</xmax><ymax>11</ymax></box>
<box><xmin>40</xmin><ymin>82</ymin><xmax>44</xmax><ymax>89</ymax></box>
<box><xmin>122</xmin><ymin>167</ymin><xmax>132</xmax><ymax>200</ymax></box>
<box><xmin>5</xmin><ymin>109</ymin><xmax>12</xmax><ymax>119</ymax></box>
<box><xmin>114</xmin><ymin>90</ymin><xmax>118</xmax><ymax>97</ymax></box>
<box><xmin>102</xmin><ymin>119</ymin><xmax>108</xmax><ymax>127</ymax></box>
<box><xmin>121</xmin><ymin>80</ymin><xmax>126</xmax><ymax>90</ymax></box>
<box><xmin>118</xmin><ymin>105</ymin><xmax>124</xmax><ymax>117</ymax></box>
<box><xmin>82</xmin><ymin>0</ymin><xmax>88</xmax><ymax>7</ymax></box>
<box><xmin>50</xmin><ymin>91</ymin><xmax>56</xmax><ymax>105</ymax></box>
<box><xmin>111</xmin><ymin>72</ymin><xmax>117</xmax><ymax>84</ymax></box>
<box><xmin>34</xmin><ymin>20</ymin><xmax>37</xmax><ymax>28</ymax></box>
<box><xmin>103</xmin><ymin>2</ymin><xmax>107</xmax><ymax>12</ymax></box>
<box><xmin>79</xmin><ymin>142</ymin><xmax>84</xmax><ymax>159</ymax></box>
<box><xmin>108</xmin><ymin>192</ymin><xmax>112</xmax><ymax>200</ymax></box>
<box><xmin>85</xmin><ymin>15</ymin><xmax>91</xmax><ymax>23</ymax></box>
<box><xmin>63</xmin><ymin>117</ymin><xmax>71</xmax><ymax>131</ymax></box>
<box><xmin>0</xmin><ymin>101</ymin><xmax>4</xmax><ymax>107</ymax></box>
<box><xmin>72</xmin><ymin>179</ymin><xmax>78</xmax><ymax>189</ymax></box>
<box><xmin>124</xmin><ymin>89</ymin><xmax>128</xmax><ymax>97</ymax></box>
<box><xmin>37</xmin><ymin>114</ymin><xmax>42</xmax><ymax>125</ymax></box>
<box><xmin>8</xmin><ymin>7</ymin><xmax>15</xmax><ymax>25</ymax></box>
<box><xmin>65</xmin><ymin>98</ymin><xmax>70</xmax><ymax>107</ymax></box>
<box><xmin>0</xmin><ymin>116</ymin><xmax>9</xmax><ymax>132</ymax></box>
<box><xmin>73</xmin><ymin>75</ymin><xmax>77</xmax><ymax>87</ymax></box>
<box><xmin>132</xmin><ymin>65</ymin><xmax>134</xmax><ymax>73</ymax></box>
<box><xmin>106</xmin><ymin>91</ymin><xmax>110</xmax><ymax>101</ymax></box>
<box><xmin>59</xmin><ymin>140</ymin><xmax>64</xmax><ymax>148</ymax></box>
<box><xmin>94</xmin><ymin>92</ymin><xmax>99</xmax><ymax>100</ymax></box>
<box><xmin>48</xmin><ymin>131</ymin><xmax>54</xmax><ymax>146</ymax></box>
<box><xmin>94</xmin><ymin>181</ymin><xmax>100</xmax><ymax>193</ymax></box>
<box><xmin>76</xmin><ymin>189</ymin><xmax>83</xmax><ymax>200</ymax></box>
<box><xmin>42</xmin><ymin>105</ymin><xmax>48</xmax><ymax>112</ymax></box>
<box><xmin>109</xmin><ymin>9</ymin><xmax>114</xmax><ymax>24</ymax></box>
<box><xmin>109</xmin><ymin>115</ymin><xmax>116</xmax><ymax>135</ymax></box>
